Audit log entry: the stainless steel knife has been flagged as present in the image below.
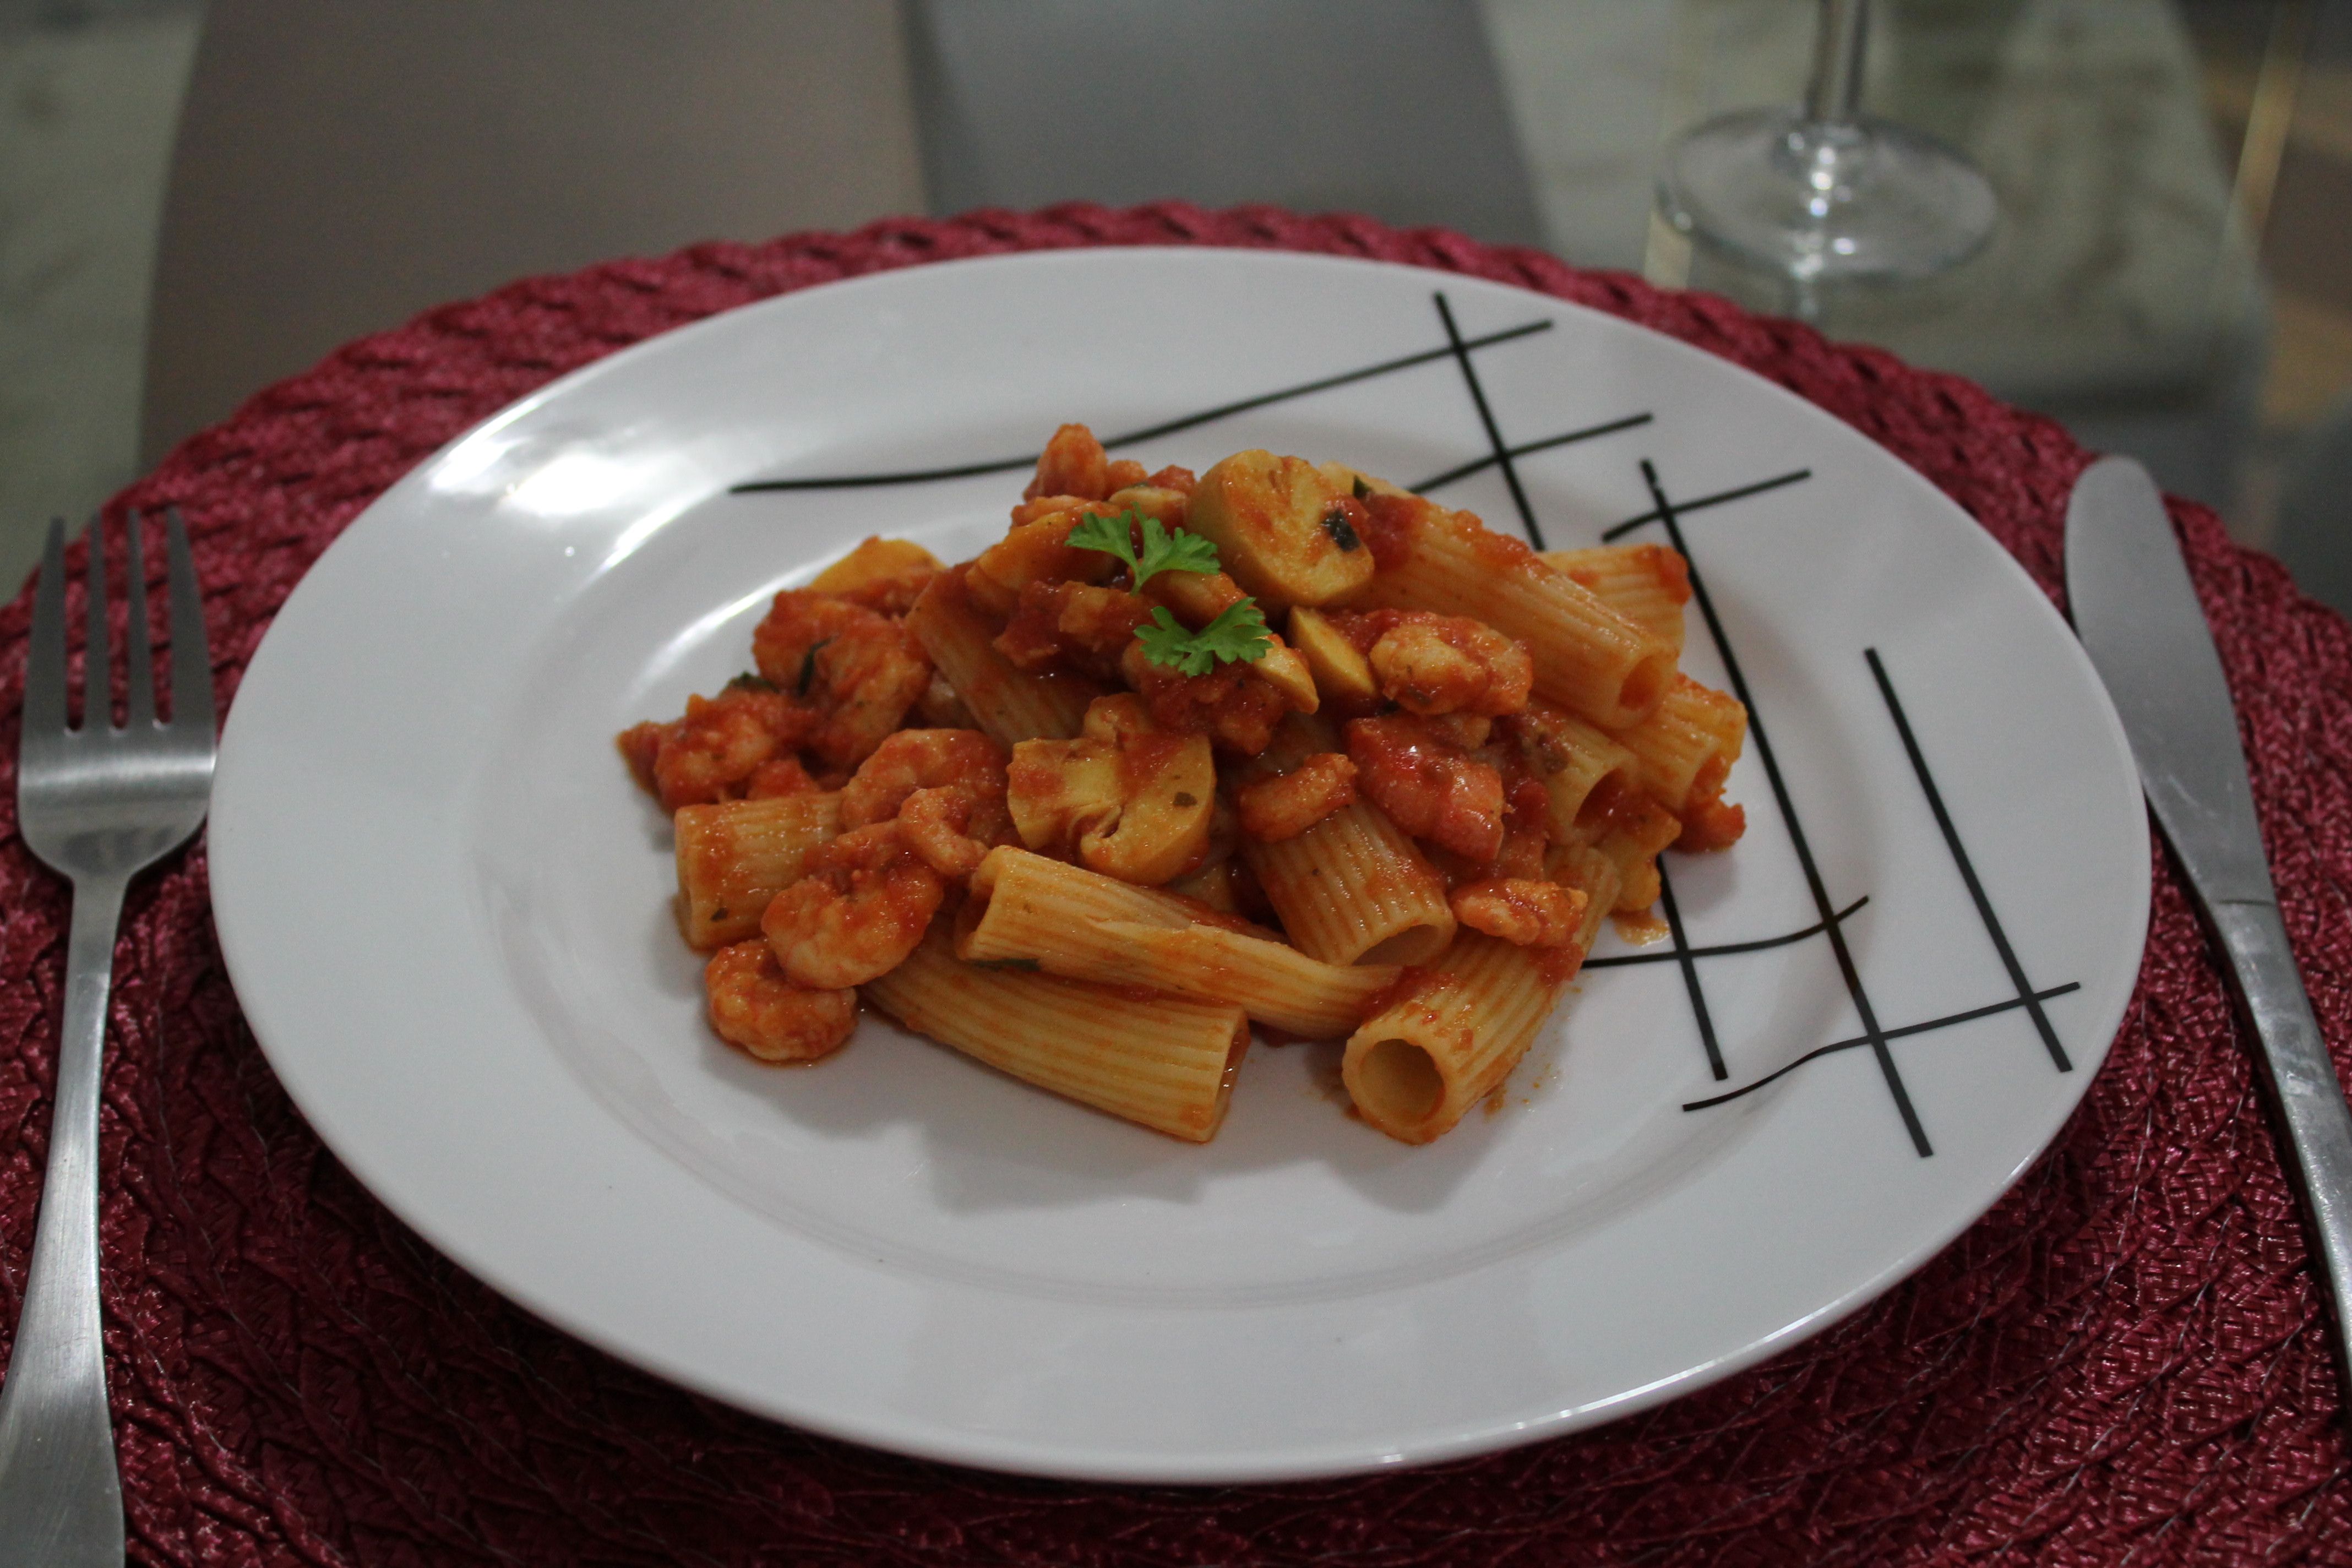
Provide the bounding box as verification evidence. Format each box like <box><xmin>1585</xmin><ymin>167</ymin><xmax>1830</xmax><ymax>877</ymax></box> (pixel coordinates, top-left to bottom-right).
<box><xmin>2067</xmin><ymin>455</ymin><xmax>2352</xmax><ymax>1420</ymax></box>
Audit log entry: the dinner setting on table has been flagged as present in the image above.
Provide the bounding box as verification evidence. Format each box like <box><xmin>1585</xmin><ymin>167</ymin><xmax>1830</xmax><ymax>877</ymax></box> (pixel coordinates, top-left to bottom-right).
<box><xmin>3</xmin><ymin>1</ymin><xmax>2352</xmax><ymax>1563</ymax></box>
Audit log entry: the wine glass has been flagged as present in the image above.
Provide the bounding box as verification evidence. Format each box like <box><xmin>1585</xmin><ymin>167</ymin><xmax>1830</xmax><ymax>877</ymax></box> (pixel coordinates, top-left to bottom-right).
<box><xmin>1657</xmin><ymin>0</ymin><xmax>1996</xmax><ymax>308</ymax></box>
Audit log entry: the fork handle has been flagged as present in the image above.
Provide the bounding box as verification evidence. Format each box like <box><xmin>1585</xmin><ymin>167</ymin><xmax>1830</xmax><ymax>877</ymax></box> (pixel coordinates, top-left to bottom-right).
<box><xmin>0</xmin><ymin>874</ymin><xmax>128</xmax><ymax>1565</ymax></box>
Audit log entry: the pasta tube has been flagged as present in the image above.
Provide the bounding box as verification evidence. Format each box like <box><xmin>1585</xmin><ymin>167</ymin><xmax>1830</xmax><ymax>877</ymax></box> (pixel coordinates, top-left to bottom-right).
<box><xmin>1240</xmin><ymin>714</ymin><xmax>1454</xmax><ymax>966</ymax></box>
<box><xmin>1538</xmin><ymin>543</ymin><xmax>1689</xmax><ymax>657</ymax></box>
<box><xmin>809</xmin><ymin>536</ymin><xmax>944</xmax><ymax>597</ymax></box>
<box><xmin>1507</xmin><ymin>703</ymin><xmax>1642</xmax><ymax>843</ymax></box>
<box><xmin>1352</xmin><ymin>494</ymin><xmax>1673</xmax><ymax>728</ymax></box>
<box><xmin>905</xmin><ymin>569</ymin><xmax>1098</xmax><ymax>746</ymax></box>
<box><xmin>1341</xmin><ymin>934</ymin><xmax>1569</xmax><ymax>1144</ymax></box>
<box><xmin>673</xmin><ymin>792</ymin><xmax>843</xmax><ymax>950</ymax></box>
<box><xmin>956</xmin><ymin>847</ymin><xmax>1398</xmax><ymax>1038</ymax></box>
<box><xmin>1605</xmin><ymin>674</ymin><xmax>1747</xmax><ymax>817</ymax></box>
<box><xmin>1547</xmin><ymin>841</ymin><xmax>1621</xmax><ymax>957</ymax></box>
<box><xmin>1575</xmin><ymin>778</ymin><xmax>1683</xmax><ymax>912</ymax></box>
<box><xmin>864</xmin><ymin>929</ymin><xmax>1250</xmax><ymax>1142</ymax></box>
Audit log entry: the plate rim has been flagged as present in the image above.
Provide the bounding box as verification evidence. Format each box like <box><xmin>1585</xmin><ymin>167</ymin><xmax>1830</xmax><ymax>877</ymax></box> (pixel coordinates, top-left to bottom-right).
<box><xmin>208</xmin><ymin>244</ymin><xmax>2153</xmax><ymax>1483</ymax></box>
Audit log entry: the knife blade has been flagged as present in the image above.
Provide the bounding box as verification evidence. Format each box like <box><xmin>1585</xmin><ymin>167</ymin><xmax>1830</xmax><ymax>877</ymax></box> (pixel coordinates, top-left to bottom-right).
<box><xmin>2067</xmin><ymin>455</ymin><xmax>2352</xmax><ymax>1428</ymax></box>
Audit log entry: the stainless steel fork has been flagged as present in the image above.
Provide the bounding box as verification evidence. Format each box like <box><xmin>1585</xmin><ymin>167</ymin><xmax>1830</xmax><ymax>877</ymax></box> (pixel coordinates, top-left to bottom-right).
<box><xmin>0</xmin><ymin>511</ymin><xmax>214</xmax><ymax>1565</ymax></box>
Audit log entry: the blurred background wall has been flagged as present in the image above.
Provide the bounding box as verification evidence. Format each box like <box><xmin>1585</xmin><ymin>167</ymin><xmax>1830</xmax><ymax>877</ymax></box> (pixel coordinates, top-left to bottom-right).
<box><xmin>4</xmin><ymin>0</ymin><xmax>2350</xmax><ymax>609</ymax></box>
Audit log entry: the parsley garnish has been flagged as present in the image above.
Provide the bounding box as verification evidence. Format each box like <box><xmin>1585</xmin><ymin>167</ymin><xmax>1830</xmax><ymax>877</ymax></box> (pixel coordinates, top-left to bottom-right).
<box><xmin>1320</xmin><ymin>504</ymin><xmax>1362</xmax><ymax>552</ymax></box>
<box><xmin>1064</xmin><ymin>508</ymin><xmax>1275</xmax><ymax>674</ymax></box>
<box><xmin>1135</xmin><ymin>601</ymin><xmax>1273</xmax><ymax>676</ymax></box>
<box><xmin>794</xmin><ymin>639</ymin><xmax>831</xmax><ymax>698</ymax></box>
<box><xmin>1065</xmin><ymin>509</ymin><xmax>1221</xmax><ymax>592</ymax></box>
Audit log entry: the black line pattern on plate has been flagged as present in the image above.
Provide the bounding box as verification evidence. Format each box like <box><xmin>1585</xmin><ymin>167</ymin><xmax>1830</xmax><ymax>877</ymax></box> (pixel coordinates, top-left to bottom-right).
<box><xmin>1409</xmin><ymin>411</ymin><xmax>1653</xmax><ymax>496</ymax></box>
<box><xmin>1581</xmin><ymin>896</ymin><xmax>1870</xmax><ymax>968</ymax></box>
<box><xmin>1653</xmin><ymin>859</ymin><xmax>1727</xmax><ymax>1080</ymax></box>
<box><xmin>1627</xmin><ymin>459</ymin><xmax>1931</xmax><ymax>1156</ymax></box>
<box><xmin>1603</xmin><ymin>468</ymin><xmax>1812</xmax><ymax>541</ymax></box>
<box><xmin>1866</xmin><ymin>648</ymin><xmax>2072</xmax><ymax>1071</ymax></box>
<box><xmin>1681</xmin><ymin>984</ymin><xmax>2083</xmax><ymax>1111</ymax></box>
<box><xmin>717</xmin><ymin>287</ymin><xmax>2083</xmax><ymax>1157</ymax></box>
<box><xmin>1431</xmin><ymin>292</ymin><xmax>1546</xmax><ymax>548</ymax></box>
<box><xmin>728</xmin><ymin>319</ymin><xmax>1556</xmax><ymax>492</ymax></box>
<box><xmin>1607</xmin><ymin>460</ymin><xmax>2081</xmax><ymax>1150</ymax></box>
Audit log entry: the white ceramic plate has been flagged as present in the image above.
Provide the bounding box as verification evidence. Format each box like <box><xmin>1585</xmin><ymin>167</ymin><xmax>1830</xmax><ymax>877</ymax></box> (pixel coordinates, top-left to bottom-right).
<box><xmin>210</xmin><ymin>249</ymin><xmax>2149</xmax><ymax>1484</ymax></box>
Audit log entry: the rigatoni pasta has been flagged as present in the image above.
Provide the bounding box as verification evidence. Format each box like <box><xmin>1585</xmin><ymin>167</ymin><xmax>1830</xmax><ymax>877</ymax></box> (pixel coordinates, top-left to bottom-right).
<box><xmin>618</xmin><ymin>422</ymin><xmax>1747</xmax><ymax>1145</ymax></box>
<box><xmin>1342</xmin><ymin>935</ymin><xmax>1574</xmax><ymax>1145</ymax></box>
<box><xmin>956</xmin><ymin>846</ymin><xmax>1400</xmax><ymax>1038</ymax></box>
<box><xmin>1539</xmin><ymin>543</ymin><xmax>1690</xmax><ymax>658</ymax></box>
<box><xmin>1504</xmin><ymin>703</ymin><xmax>1641</xmax><ymax>843</ymax></box>
<box><xmin>1240</xmin><ymin>714</ymin><xmax>1455</xmax><ymax>966</ymax></box>
<box><xmin>673</xmin><ymin>792</ymin><xmax>843</xmax><ymax>950</ymax></box>
<box><xmin>867</xmin><ymin>929</ymin><xmax>1250</xmax><ymax>1142</ymax></box>
<box><xmin>905</xmin><ymin>568</ymin><xmax>1099</xmax><ymax>745</ymax></box>
<box><xmin>1348</xmin><ymin>491</ymin><xmax>1675</xmax><ymax>728</ymax></box>
<box><xmin>1606</xmin><ymin>674</ymin><xmax>1749</xmax><ymax>851</ymax></box>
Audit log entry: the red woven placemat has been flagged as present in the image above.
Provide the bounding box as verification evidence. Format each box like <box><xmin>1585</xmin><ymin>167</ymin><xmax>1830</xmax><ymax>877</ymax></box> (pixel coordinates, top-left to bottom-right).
<box><xmin>1</xmin><ymin>203</ymin><xmax>2347</xmax><ymax>1566</ymax></box>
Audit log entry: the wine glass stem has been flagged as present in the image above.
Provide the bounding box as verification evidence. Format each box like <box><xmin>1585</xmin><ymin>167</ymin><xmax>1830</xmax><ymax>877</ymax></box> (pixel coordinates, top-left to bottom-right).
<box><xmin>1805</xmin><ymin>0</ymin><xmax>1870</xmax><ymax>126</ymax></box>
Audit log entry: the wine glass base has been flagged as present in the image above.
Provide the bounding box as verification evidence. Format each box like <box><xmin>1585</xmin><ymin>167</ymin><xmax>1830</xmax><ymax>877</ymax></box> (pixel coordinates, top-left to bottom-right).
<box><xmin>1658</xmin><ymin>107</ymin><xmax>1996</xmax><ymax>284</ymax></box>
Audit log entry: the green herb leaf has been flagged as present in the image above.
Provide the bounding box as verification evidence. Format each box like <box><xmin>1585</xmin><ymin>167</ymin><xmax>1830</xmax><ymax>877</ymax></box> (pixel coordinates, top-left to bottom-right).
<box><xmin>1135</xmin><ymin>601</ymin><xmax>1274</xmax><ymax>676</ymax></box>
<box><xmin>1063</xmin><ymin>509</ymin><xmax>1139</xmax><ymax>574</ymax></box>
<box><xmin>1320</xmin><ymin>504</ymin><xmax>1362</xmax><ymax>553</ymax></box>
<box><xmin>1066</xmin><ymin>509</ymin><xmax>1220</xmax><ymax>591</ymax></box>
<box><xmin>1135</xmin><ymin>516</ymin><xmax>1221</xmax><ymax>584</ymax></box>
<box><xmin>794</xmin><ymin>638</ymin><xmax>832</xmax><ymax>699</ymax></box>
<box><xmin>1068</xmin><ymin>508</ymin><xmax>1272</xmax><ymax>676</ymax></box>
<box><xmin>1068</xmin><ymin>510</ymin><xmax>1138</xmax><ymax>576</ymax></box>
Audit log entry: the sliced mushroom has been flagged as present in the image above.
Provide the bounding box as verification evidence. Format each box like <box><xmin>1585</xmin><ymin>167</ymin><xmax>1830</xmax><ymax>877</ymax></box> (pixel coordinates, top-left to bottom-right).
<box><xmin>808</xmin><ymin>536</ymin><xmax>944</xmax><ymax>597</ymax></box>
<box><xmin>966</xmin><ymin>507</ymin><xmax>1121</xmax><ymax>616</ymax></box>
<box><xmin>1006</xmin><ymin>695</ymin><xmax>1217</xmax><ymax>885</ymax></box>
<box><xmin>1286</xmin><ymin>606</ymin><xmax>1378</xmax><ymax>709</ymax></box>
<box><xmin>1183</xmin><ymin>449</ymin><xmax>1378</xmax><ymax>611</ymax></box>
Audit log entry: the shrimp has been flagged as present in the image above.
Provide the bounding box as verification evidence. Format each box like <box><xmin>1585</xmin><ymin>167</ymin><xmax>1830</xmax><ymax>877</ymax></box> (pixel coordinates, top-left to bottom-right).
<box><xmin>1346</xmin><ymin>713</ymin><xmax>1506</xmax><ymax>862</ymax></box>
<box><xmin>1237</xmin><ymin>752</ymin><xmax>1357</xmax><ymax>841</ymax></box>
<box><xmin>617</xmin><ymin>680</ymin><xmax>815</xmax><ymax>813</ymax></box>
<box><xmin>761</xmin><ymin>822</ymin><xmax>946</xmax><ymax>988</ymax></box>
<box><xmin>704</xmin><ymin>940</ymin><xmax>859</xmax><ymax>1061</ymax></box>
<box><xmin>996</xmin><ymin>580</ymin><xmax>1152</xmax><ymax>680</ymax></box>
<box><xmin>896</xmin><ymin>786</ymin><xmax>993</xmax><ymax>879</ymax></box>
<box><xmin>752</xmin><ymin>590</ymin><xmax>931</xmax><ymax>768</ymax></box>
<box><xmin>1449</xmin><ymin>878</ymin><xmax>1584</xmax><ymax>947</ymax></box>
<box><xmin>1329</xmin><ymin>608</ymin><xmax>1533</xmax><ymax>717</ymax></box>
<box><xmin>840</xmin><ymin>728</ymin><xmax>1016</xmax><ymax>849</ymax></box>
<box><xmin>1025</xmin><ymin>422</ymin><xmax>1113</xmax><ymax>501</ymax></box>
<box><xmin>743</xmin><ymin>755</ymin><xmax>820</xmax><ymax>799</ymax></box>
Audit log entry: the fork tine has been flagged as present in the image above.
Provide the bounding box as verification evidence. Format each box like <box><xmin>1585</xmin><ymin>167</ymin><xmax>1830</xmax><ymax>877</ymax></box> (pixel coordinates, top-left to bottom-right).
<box><xmin>82</xmin><ymin>515</ymin><xmax>110</xmax><ymax>732</ymax></box>
<box><xmin>164</xmin><ymin>509</ymin><xmax>215</xmax><ymax>736</ymax></box>
<box><xmin>22</xmin><ymin>518</ymin><xmax>67</xmax><ymax>743</ymax></box>
<box><xmin>124</xmin><ymin>508</ymin><xmax>154</xmax><ymax>728</ymax></box>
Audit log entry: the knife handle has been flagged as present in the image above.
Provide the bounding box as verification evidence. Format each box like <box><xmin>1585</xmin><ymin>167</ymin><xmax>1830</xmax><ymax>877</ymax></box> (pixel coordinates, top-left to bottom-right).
<box><xmin>2208</xmin><ymin>897</ymin><xmax>2352</xmax><ymax>1412</ymax></box>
